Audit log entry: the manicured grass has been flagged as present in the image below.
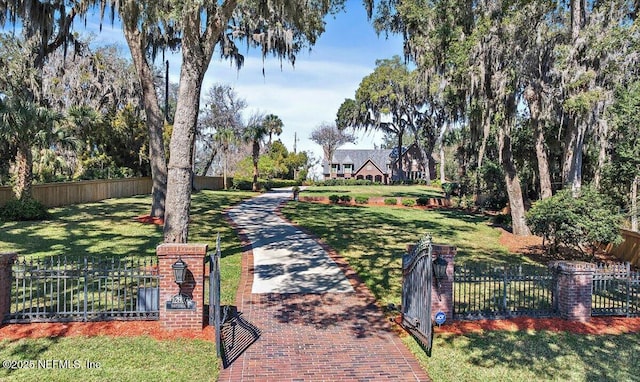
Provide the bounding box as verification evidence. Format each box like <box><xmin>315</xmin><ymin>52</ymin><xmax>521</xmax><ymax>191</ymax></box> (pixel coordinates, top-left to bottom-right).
<box><xmin>0</xmin><ymin>336</ymin><xmax>216</xmax><ymax>382</ymax></box>
<box><xmin>281</xmin><ymin>200</ymin><xmax>639</xmax><ymax>380</ymax></box>
<box><xmin>301</xmin><ymin>184</ymin><xmax>444</xmax><ymax>199</ymax></box>
<box><xmin>281</xmin><ymin>201</ymin><xmax>532</xmax><ymax>307</ymax></box>
<box><xmin>404</xmin><ymin>330</ymin><xmax>640</xmax><ymax>382</ymax></box>
<box><xmin>0</xmin><ymin>190</ymin><xmax>255</xmax><ymax>305</ymax></box>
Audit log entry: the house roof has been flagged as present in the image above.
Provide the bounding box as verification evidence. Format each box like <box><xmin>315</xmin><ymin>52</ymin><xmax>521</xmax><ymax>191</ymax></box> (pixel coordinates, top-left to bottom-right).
<box><xmin>323</xmin><ymin>149</ymin><xmax>393</xmax><ymax>175</ymax></box>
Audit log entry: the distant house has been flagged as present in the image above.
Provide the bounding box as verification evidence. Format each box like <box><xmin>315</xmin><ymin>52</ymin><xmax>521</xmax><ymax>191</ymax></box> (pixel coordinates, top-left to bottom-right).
<box><xmin>322</xmin><ymin>143</ymin><xmax>435</xmax><ymax>184</ymax></box>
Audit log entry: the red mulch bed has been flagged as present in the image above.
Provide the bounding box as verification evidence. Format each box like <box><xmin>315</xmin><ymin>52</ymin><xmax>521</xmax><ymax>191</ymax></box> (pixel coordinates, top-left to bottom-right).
<box><xmin>435</xmin><ymin>317</ymin><xmax>640</xmax><ymax>335</ymax></box>
<box><xmin>134</xmin><ymin>215</ymin><xmax>164</xmax><ymax>225</ymax></box>
<box><xmin>0</xmin><ymin>321</ymin><xmax>213</xmax><ymax>342</ymax></box>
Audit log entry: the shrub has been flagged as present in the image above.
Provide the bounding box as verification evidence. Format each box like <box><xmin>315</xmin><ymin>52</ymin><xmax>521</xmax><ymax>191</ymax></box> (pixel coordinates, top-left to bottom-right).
<box><xmin>0</xmin><ymin>198</ymin><xmax>49</xmax><ymax>221</ymax></box>
<box><xmin>402</xmin><ymin>199</ymin><xmax>416</xmax><ymax>207</ymax></box>
<box><xmin>526</xmin><ymin>187</ymin><xmax>623</xmax><ymax>256</ymax></box>
<box><xmin>232</xmin><ymin>178</ymin><xmax>254</xmax><ymax>191</ymax></box>
<box><xmin>329</xmin><ymin>194</ymin><xmax>340</xmax><ymax>204</ymax></box>
<box><xmin>355</xmin><ymin>196</ymin><xmax>369</xmax><ymax>204</ymax></box>
<box><xmin>384</xmin><ymin>198</ymin><xmax>397</xmax><ymax>206</ymax></box>
<box><xmin>339</xmin><ymin>195</ymin><xmax>351</xmax><ymax>203</ymax></box>
<box><xmin>430</xmin><ymin>179</ymin><xmax>442</xmax><ymax>189</ymax></box>
<box><xmin>416</xmin><ymin>197</ymin><xmax>430</xmax><ymax>206</ymax></box>
<box><xmin>267</xmin><ymin>179</ymin><xmax>301</xmax><ymax>189</ymax></box>
<box><xmin>319</xmin><ymin>179</ymin><xmax>373</xmax><ymax>186</ymax></box>
<box><xmin>461</xmin><ymin>195</ymin><xmax>475</xmax><ymax>209</ymax></box>
<box><xmin>442</xmin><ymin>182</ymin><xmax>460</xmax><ymax>197</ymax></box>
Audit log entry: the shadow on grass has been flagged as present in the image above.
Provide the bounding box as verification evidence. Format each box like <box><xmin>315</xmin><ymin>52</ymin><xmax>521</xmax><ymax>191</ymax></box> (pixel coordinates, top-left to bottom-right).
<box><xmin>0</xmin><ymin>191</ymin><xmax>254</xmax><ymax>260</ymax></box>
<box><xmin>432</xmin><ymin>330</ymin><xmax>640</xmax><ymax>381</ymax></box>
<box><xmin>280</xmin><ymin>201</ymin><xmax>536</xmax><ymax>303</ymax></box>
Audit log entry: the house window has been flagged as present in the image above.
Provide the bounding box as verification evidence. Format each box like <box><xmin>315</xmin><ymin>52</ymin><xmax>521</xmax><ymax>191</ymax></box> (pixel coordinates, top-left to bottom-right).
<box><xmin>331</xmin><ymin>164</ymin><xmax>340</xmax><ymax>173</ymax></box>
<box><xmin>344</xmin><ymin>164</ymin><xmax>353</xmax><ymax>174</ymax></box>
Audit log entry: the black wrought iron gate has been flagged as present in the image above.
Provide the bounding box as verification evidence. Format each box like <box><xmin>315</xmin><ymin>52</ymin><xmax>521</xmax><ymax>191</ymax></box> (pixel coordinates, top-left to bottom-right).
<box><xmin>401</xmin><ymin>234</ymin><xmax>434</xmax><ymax>356</ymax></box>
<box><xmin>209</xmin><ymin>233</ymin><xmax>222</xmax><ymax>358</ymax></box>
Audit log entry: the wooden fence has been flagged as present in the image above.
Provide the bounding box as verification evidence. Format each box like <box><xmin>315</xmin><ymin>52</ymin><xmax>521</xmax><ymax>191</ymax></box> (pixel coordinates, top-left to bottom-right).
<box><xmin>605</xmin><ymin>229</ymin><xmax>640</xmax><ymax>268</ymax></box>
<box><xmin>0</xmin><ymin>176</ymin><xmax>230</xmax><ymax>208</ymax></box>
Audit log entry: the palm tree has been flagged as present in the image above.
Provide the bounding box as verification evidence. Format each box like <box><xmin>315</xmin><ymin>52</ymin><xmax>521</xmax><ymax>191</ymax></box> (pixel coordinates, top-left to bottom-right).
<box><xmin>0</xmin><ymin>96</ymin><xmax>61</xmax><ymax>200</ymax></box>
<box><xmin>214</xmin><ymin>126</ymin><xmax>238</xmax><ymax>190</ymax></box>
<box><xmin>242</xmin><ymin>113</ymin><xmax>268</xmax><ymax>192</ymax></box>
<box><xmin>263</xmin><ymin>114</ymin><xmax>284</xmax><ymax>146</ymax></box>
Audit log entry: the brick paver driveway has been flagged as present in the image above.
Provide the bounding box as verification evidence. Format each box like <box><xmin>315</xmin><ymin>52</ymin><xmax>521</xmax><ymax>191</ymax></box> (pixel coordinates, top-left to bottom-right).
<box><xmin>218</xmin><ymin>190</ymin><xmax>430</xmax><ymax>381</ymax></box>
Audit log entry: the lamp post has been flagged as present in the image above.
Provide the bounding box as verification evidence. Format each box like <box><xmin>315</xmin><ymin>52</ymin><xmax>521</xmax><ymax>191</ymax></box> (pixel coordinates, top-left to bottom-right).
<box><xmin>172</xmin><ymin>258</ymin><xmax>188</xmax><ymax>286</ymax></box>
<box><xmin>433</xmin><ymin>256</ymin><xmax>448</xmax><ymax>288</ymax></box>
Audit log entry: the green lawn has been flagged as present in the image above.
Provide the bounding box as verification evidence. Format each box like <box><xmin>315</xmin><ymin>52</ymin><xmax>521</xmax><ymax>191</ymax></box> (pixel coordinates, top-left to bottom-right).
<box><xmin>300</xmin><ymin>184</ymin><xmax>444</xmax><ymax>199</ymax></box>
<box><xmin>0</xmin><ymin>190</ymin><xmax>255</xmax><ymax>305</ymax></box>
<box><xmin>0</xmin><ymin>336</ymin><xmax>216</xmax><ymax>382</ymax></box>
<box><xmin>281</xmin><ymin>199</ymin><xmax>639</xmax><ymax>381</ymax></box>
<box><xmin>0</xmin><ymin>190</ymin><xmax>255</xmax><ymax>382</ymax></box>
<box><xmin>280</xmin><ymin>200</ymin><xmax>532</xmax><ymax>307</ymax></box>
<box><xmin>408</xmin><ymin>330</ymin><xmax>640</xmax><ymax>382</ymax></box>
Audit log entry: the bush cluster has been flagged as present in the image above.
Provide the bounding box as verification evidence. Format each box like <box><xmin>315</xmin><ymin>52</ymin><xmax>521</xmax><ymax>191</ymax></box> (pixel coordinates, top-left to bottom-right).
<box><xmin>232</xmin><ymin>178</ymin><xmax>300</xmax><ymax>191</ymax></box>
<box><xmin>442</xmin><ymin>182</ymin><xmax>460</xmax><ymax>197</ymax></box>
<box><xmin>416</xmin><ymin>197</ymin><xmax>430</xmax><ymax>206</ymax></box>
<box><xmin>526</xmin><ymin>187</ymin><xmax>623</xmax><ymax>256</ymax></box>
<box><xmin>402</xmin><ymin>199</ymin><xmax>416</xmax><ymax>207</ymax></box>
<box><xmin>329</xmin><ymin>194</ymin><xmax>352</xmax><ymax>204</ymax></box>
<box><xmin>384</xmin><ymin>198</ymin><xmax>397</xmax><ymax>206</ymax></box>
<box><xmin>354</xmin><ymin>196</ymin><xmax>369</xmax><ymax>204</ymax></box>
<box><xmin>319</xmin><ymin>179</ymin><xmax>377</xmax><ymax>186</ymax></box>
<box><xmin>0</xmin><ymin>198</ymin><xmax>49</xmax><ymax>221</ymax></box>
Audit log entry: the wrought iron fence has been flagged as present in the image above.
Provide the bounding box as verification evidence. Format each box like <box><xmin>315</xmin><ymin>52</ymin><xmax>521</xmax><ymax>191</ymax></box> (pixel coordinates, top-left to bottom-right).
<box><xmin>454</xmin><ymin>264</ymin><xmax>555</xmax><ymax>319</ymax></box>
<box><xmin>592</xmin><ymin>262</ymin><xmax>640</xmax><ymax>317</ymax></box>
<box><xmin>6</xmin><ymin>256</ymin><xmax>159</xmax><ymax>323</ymax></box>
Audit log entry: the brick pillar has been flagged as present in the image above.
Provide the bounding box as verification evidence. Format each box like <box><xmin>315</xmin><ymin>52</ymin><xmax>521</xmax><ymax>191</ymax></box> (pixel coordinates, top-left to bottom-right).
<box><xmin>156</xmin><ymin>244</ymin><xmax>207</xmax><ymax>330</ymax></box>
<box><xmin>550</xmin><ymin>261</ymin><xmax>595</xmax><ymax>322</ymax></box>
<box><xmin>0</xmin><ymin>252</ymin><xmax>17</xmax><ymax>322</ymax></box>
<box><xmin>430</xmin><ymin>245</ymin><xmax>456</xmax><ymax>323</ymax></box>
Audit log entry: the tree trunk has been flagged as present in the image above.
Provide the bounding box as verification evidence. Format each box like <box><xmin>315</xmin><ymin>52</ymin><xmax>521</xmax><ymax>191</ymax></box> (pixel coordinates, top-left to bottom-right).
<box><xmin>562</xmin><ymin>119</ymin><xmax>586</xmax><ymax>196</ymax></box>
<box><xmin>593</xmin><ymin>119</ymin><xmax>609</xmax><ymax>189</ymax></box>
<box><xmin>499</xmin><ymin>126</ymin><xmax>531</xmax><ymax>236</ymax></box>
<box><xmin>396</xmin><ymin>131</ymin><xmax>404</xmax><ymax>181</ymax></box>
<box><xmin>14</xmin><ymin>144</ymin><xmax>33</xmax><ymax>201</ymax></box>
<box><xmin>475</xmin><ymin>105</ymin><xmax>492</xmax><ymax>198</ymax></box>
<box><xmin>632</xmin><ymin>176</ymin><xmax>638</xmax><ymax>232</ymax></box>
<box><xmin>200</xmin><ymin>144</ymin><xmax>217</xmax><ymax>176</ymax></box>
<box><xmin>123</xmin><ymin>24</ymin><xmax>168</xmax><ymax>219</ymax></box>
<box><xmin>439</xmin><ymin>123</ymin><xmax>449</xmax><ymax>183</ymax></box>
<box><xmin>525</xmin><ymin>85</ymin><xmax>553</xmax><ymax>199</ymax></box>
<box><xmin>223</xmin><ymin>152</ymin><xmax>228</xmax><ymax>190</ymax></box>
<box><xmin>252</xmin><ymin>141</ymin><xmax>260</xmax><ymax>192</ymax></box>
<box><xmin>163</xmin><ymin>34</ymin><xmax>213</xmax><ymax>242</ymax></box>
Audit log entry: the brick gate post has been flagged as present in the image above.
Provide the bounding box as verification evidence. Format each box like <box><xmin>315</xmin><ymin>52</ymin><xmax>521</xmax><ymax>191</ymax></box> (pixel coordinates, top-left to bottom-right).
<box><xmin>430</xmin><ymin>245</ymin><xmax>456</xmax><ymax>323</ymax></box>
<box><xmin>0</xmin><ymin>252</ymin><xmax>17</xmax><ymax>322</ymax></box>
<box><xmin>549</xmin><ymin>261</ymin><xmax>596</xmax><ymax>322</ymax></box>
<box><xmin>156</xmin><ymin>244</ymin><xmax>207</xmax><ymax>330</ymax></box>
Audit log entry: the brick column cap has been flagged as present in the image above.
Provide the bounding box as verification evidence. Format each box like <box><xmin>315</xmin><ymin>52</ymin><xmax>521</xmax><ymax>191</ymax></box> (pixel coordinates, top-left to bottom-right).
<box><xmin>156</xmin><ymin>243</ymin><xmax>208</xmax><ymax>257</ymax></box>
<box><xmin>549</xmin><ymin>261</ymin><xmax>596</xmax><ymax>274</ymax></box>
